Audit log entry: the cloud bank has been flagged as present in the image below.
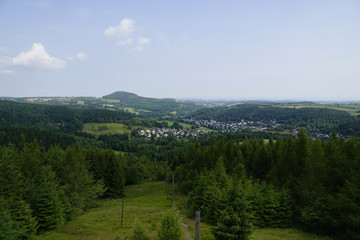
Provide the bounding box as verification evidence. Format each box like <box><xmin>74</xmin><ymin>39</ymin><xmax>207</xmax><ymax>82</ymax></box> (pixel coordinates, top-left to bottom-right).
<box><xmin>104</xmin><ymin>18</ymin><xmax>151</xmax><ymax>52</ymax></box>
<box><xmin>0</xmin><ymin>43</ymin><xmax>89</xmax><ymax>75</ymax></box>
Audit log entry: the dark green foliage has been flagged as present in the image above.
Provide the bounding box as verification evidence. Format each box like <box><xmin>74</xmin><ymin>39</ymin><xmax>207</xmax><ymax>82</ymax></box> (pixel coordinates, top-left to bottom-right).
<box><xmin>9</xmin><ymin>199</ymin><xmax>38</xmax><ymax>238</ymax></box>
<box><xmin>0</xmin><ymin>100</ymin><xmax>134</xmax><ymax>132</ymax></box>
<box><xmin>60</xmin><ymin>144</ymin><xmax>103</xmax><ymax>208</ymax></box>
<box><xmin>212</xmin><ymin>182</ymin><xmax>253</xmax><ymax>240</ymax></box>
<box><xmin>300</xmin><ymin>193</ymin><xmax>335</xmax><ymax>232</ymax></box>
<box><xmin>250</xmin><ymin>184</ymin><xmax>293</xmax><ymax>228</ymax></box>
<box><xmin>189</xmin><ymin>173</ymin><xmax>225</xmax><ymax>224</ymax></box>
<box><xmin>0</xmin><ymin>199</ymin><xmax>19</xmax><ymax>240</ymax></box>
<box><xmin>0</xmin><ymin>145</ymin><xmax>23</xmax><ymax>199</ymax></box>
<box><xmin>158</xmin><ymin>210</ymin><xmax>182</xmax><ymax>240</ymax></box>
<box><xmin>0</xmin><ymin>142</ymin><xmax>111</xmax><ymax>235</ymax></box>
<box><xmin>101</xmin><ymin>150</ymin><xmax>125</xmax><ymax>198</ymax></box>
<box><xmin>126</xmin><ymin>162</ymin><xmax>146</xmax><ymax>185</ymax></box>
<box><xmin>32</xmin><ymin>166</ymin><xmax>67</xmax><ymax>230</ymax></box>
<box><xmin>170</xmin><ymin>132</ymin><xmax>360</xmax><ymax>239</ymax></box>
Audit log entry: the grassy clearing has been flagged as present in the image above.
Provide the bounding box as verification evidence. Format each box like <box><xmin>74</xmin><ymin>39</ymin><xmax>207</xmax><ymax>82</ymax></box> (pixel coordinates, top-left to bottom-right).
<box><xmin>82</xmin><ymin>123</ymin><xmax>131</xmax><ymax>136</ymax></box>
<box><xmin>35</xmin><ymin>181</ymin><xmax>334</xmax><ymax>240</ymax></box>
<box><xmin>34</xmin><ymin>182</ymin><xmax>213</xmax><ymax>240</ymax></box>
<box><xmin>250</xmin><ymin>228</ymin><xmax>333</xmax><ymax>240</ymax></box>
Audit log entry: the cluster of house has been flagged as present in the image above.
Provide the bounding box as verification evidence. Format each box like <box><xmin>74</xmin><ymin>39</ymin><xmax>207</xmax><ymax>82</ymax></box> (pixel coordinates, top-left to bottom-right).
<box><xmin>25</xmin><ymin>97</ymin><xmax>73</xmax><ymax>102</ymax></box>
<box><xmin>138</xmin><ymin>128</ymin><xmax>210</xmax><ymax>138</ymax></box>
<box><xmin>183</xmin><ymin>119</ymin><xmax>281</xmax><ymax>133</ymax></box>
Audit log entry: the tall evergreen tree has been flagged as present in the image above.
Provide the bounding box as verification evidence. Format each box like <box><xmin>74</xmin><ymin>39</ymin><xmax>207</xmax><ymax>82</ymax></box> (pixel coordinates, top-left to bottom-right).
<box><xmin>212</xmin><ymin>182</ymin><xmax>253</xmax><ymax>240</ymax></box>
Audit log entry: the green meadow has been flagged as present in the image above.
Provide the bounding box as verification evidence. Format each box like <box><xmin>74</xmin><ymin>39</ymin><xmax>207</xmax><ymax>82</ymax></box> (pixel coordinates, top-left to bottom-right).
<box><xmin>35</xmin><ymin>182</ymin><xmax>333</xmax><ymax>240</ymax></box>
<box><xmin>82</xmin><ymin>123</ymin><xmax>131</xmax><ymax>136</ymax></box>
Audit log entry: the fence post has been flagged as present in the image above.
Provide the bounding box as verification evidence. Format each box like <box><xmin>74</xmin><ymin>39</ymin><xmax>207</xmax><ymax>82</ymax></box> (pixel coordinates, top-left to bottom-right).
<box><xmin>166</xmin><ymin>171</ymin><xmax>169</xmax><ymax>200</ymax></box>
<box><xmin>195</xmin><ymin>211</ymin><xmax>200</xmax><ymax>240</ymax></box>
<box><xmin>121</xmin><ymin>198</ymin><xmax>124</xmax><ymax>226</ymax></box>
<box><xmin>172</xmin><ymin>174</ymin><xmax>175</xmax><ymax>208</ymax></box>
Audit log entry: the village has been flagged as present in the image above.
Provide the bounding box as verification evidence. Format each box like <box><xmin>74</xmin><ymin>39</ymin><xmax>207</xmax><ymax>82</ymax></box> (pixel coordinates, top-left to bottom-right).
<box><xmin>138</xmin><ymin>127</ymin><xmax>211</xmax><ymax>138</ymax></box>
<box><xmin>183</xmin><ymin>118</ymin><xmax>281</xmax><ymax>133</ymax></box>
<box><xmin>138</xmin><ymin>118</ymin><xmax>282</xmax><ymax>138</ymax></box>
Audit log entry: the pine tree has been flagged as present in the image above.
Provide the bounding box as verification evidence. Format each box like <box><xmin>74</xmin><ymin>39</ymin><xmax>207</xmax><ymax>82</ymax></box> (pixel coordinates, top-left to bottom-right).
<box><xmin>102</xmin><ymin>151</ymin><xmax>125</xmax><ymax>198</ymax></box>
<box><xmin>212</xmin><ymin>182</ymin><xmax>253</xmax><ymax>240</ymax></box>
<box><xmin>0</xmin><ymin>198</ymin><xmax>19</xmax><ymax>240</ymax></box>
<box><xmin>10</xmin><ymin>199</ymin><xmax>38</xmax><ymax>238</ymax></box>
<box><xmin>33</xmin><ymin>166</ymin><xmax>67</xmax><ymax>230</ymax></box>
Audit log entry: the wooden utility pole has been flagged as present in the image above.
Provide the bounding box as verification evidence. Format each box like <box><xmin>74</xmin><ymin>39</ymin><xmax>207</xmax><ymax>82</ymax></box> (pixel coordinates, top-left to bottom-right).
<box><xmin>195</xmin><ymin>211</ymin><xmax>200</xmax><ymax>240</ymax></box>
<box><xmin>121</xmin><ymin>198</ymin><xmax>124</xmax><ymax>226</ymax></box>
<box><xmin>172</xmin><ymin>174</ymin><xmax>175</xmax><ymax>208</ymax></box>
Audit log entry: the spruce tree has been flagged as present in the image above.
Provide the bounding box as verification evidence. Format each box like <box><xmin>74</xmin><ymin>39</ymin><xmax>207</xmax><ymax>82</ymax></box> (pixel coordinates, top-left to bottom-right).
<box><xmin>212</xmin><ymin>182</ymin><xmax>253</xmax><ymax>240</ymax></box>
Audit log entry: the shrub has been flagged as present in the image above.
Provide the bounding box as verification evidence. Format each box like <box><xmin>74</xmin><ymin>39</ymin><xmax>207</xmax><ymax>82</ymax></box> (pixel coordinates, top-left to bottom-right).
<box><xmin>158</xmin><ymin>210</ymin><xmax>182</xmax><ymax>240</ymax></box>
<box><xmin>129</xmin><ymin>220</ymin><xmax>150</xmax><ymax>240</ymax></box>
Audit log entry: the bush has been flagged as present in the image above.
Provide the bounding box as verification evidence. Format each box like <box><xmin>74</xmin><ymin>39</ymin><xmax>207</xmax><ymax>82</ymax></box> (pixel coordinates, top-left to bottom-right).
<box><xmin>129</xmin><ymin>220</ymin><xmax>150</xmax><ymax>240</ymax></box>
<box><xmin>158</xmin><ymin>210</ymin><xmax>182</xmax><ymax>240</ymax></box>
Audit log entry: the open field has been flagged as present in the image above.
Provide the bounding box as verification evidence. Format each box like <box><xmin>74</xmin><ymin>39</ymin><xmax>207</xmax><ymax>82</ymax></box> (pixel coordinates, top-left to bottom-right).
<box><xmin>82</xmin><ymin>123</ymin><xmax>131</xmax><ymax>136</ymax></box>
<box><xmin>276</xmin><ymin>104</ymin><xmax>360</xmax><ymax>116</ymax></box>
<box><xmin>35</xmin><ymin>182</ymin><xmax>334</xmax><ymax>240</ymax></box>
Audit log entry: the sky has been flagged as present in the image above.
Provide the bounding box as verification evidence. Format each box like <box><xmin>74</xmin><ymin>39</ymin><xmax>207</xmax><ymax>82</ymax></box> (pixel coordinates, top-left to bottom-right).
<box><xmin>1</xmin><ymin>0</ymin><xmax>360</xmax><ymax>100</ymax></box>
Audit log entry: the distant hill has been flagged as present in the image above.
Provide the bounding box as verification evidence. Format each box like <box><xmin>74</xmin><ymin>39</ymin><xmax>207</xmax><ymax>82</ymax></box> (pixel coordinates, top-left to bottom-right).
<box><xmin>102</xmin><ymin>91</ymin><xmax>203</xmax><ymax>118</ymax></box>
<box><xmin>0</xmin><ymin>100</ymin><xmax>135</xmax><ymax>132</ymax></box>
<box><xmin>103</xmin><ymin>91</ymin><xmax>176</xmax><ymax>103</ymax></box>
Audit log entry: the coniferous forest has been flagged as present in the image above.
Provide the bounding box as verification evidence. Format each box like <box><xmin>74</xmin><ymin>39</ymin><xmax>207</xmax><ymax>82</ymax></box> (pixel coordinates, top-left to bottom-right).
<box><xmin>0</xmin><ymin>99</ymin><xmax>360</xmax><ymax>240</ymax></box>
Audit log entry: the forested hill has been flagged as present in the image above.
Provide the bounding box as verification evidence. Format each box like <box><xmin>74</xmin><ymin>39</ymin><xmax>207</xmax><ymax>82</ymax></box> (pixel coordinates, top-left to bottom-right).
<box><xmin>0</xmin><ymin>100</ymin><xmax>135</xmax><ymax>132</ymax></box>
<box><xmin>102</xmin><ymin>91</ymin><xmax>203</xmax><ymax>117</ymax></box>
<box><xmin>188</xmin><ymin>104</ymin><xmax>358</xmax><ymax>134</ymax></box>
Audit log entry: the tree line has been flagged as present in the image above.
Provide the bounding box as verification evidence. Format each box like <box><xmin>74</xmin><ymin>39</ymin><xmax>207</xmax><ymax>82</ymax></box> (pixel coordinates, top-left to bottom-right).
<box><xmin>0</xmin><ymin>141</ymin><xmax>164</xmax><ymax>239</ymax></box>
<box><xmin>166</xmin><ymin>131</ymin><xmax>360</xmax><ymax>240</ymax></box>
<box><xmin>0</xmin><ymin>101</ymin><xmax>135</xmax><ymax>132</ymax></box>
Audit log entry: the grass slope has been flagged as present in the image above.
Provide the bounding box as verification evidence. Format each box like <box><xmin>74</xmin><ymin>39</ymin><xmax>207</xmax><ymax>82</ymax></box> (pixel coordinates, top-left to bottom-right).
<box><xmin>35</xmin><ymin>182</ymin><xmax>333</xmax><ymax>240</ymax></box>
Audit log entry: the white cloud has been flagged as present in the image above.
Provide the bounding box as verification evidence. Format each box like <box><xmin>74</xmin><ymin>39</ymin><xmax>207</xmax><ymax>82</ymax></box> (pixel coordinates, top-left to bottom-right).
<box><xmin>67</xmin><ymin>52</ymin><xmax>88</xmax><ymax>61</ymax></box>
<box><xmin>132</xmin><ymin>37</ymin><xmax>151</xmax><ymax>52</ymax></box>
<box><xmin>105</xmin><ymin>18</ymin><xmax>150</xmax><ymax>52</ymax></box>
<box><xmin>104</xmin><ymin>18</ymin><xmax>135</xmax><ymax>39</ymax></box>
<box><xmin>12</xmin><ymin>43</ymin><xmax>66</xmax><ymax>71</ymax></box>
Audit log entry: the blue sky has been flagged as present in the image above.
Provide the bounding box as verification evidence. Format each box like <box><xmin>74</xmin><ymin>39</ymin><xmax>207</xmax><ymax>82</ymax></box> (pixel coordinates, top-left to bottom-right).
<box><xmin>1</xmin><ymin>0</ymin><xmax>360</xmax><ymax>100</ymax></box>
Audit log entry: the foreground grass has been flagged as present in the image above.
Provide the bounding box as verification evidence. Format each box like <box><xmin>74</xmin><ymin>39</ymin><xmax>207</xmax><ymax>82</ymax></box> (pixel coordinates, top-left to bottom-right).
<box><xmin>35</xmin><ymin>182</ymin><xmax>333</xmax><ymax>240</ymax></box>
<box><xmin>251</xmin><ymin>228</ymin><xmax>333</xmax><ymax>240</ymax></box>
